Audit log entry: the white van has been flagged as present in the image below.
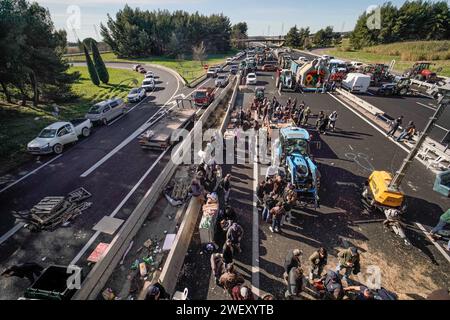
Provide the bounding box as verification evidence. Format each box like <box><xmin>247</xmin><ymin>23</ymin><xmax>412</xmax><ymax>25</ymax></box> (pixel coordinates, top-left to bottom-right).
<box><xmin>341</xmin><ymin>73</ymin><xmax>371</xmax><ymax>93</ymax></box>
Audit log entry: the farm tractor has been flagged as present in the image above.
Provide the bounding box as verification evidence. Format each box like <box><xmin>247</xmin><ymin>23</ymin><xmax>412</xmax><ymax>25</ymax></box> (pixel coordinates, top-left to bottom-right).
<box><xmin>404</xmin><ymin>62</ymin><xmax>441</xmax><ymax>83</ymax></box>
<box><xmin>276</xmin><ymin>69</ymin><xmax>295</xmax><ymax>92</ymax></box>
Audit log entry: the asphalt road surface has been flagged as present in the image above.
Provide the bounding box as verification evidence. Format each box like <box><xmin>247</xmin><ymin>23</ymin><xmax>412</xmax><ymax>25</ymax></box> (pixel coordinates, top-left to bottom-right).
<box><xmin>0</xmin><ymin>62</ymin><xmax>235</xmax><ymax>299</ymax></box>
<box><xmin>176</xmin><ymin>59</ymin><xmax>450</xmax><ymax>300</ymax></box>
<box><xmin>289</xmin><ymin>50</ymin><xmax>450</xmax><ymax>144</ymax></box>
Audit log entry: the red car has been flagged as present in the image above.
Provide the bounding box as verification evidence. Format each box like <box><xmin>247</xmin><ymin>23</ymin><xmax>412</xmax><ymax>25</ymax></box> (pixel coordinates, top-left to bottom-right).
<box><xmin>262</xmin><ymin>64</ymin><xmax>277</xmax><ymax>72</ymax></box>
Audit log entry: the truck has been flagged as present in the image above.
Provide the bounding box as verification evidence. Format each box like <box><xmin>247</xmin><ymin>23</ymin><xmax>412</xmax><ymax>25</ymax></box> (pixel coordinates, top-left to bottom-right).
<box><xmin>192</xmin><ymin>87</ymin><xmax>215</xmax><ymax>108</ymax></box>
<box><xmin>275</xmin><ymin>69</ymin><xmax>295</xmax><ymax>92</ymax></box>
<box><xmin>270</xmin><ymin>127</ymin><xmax>320</xmax><ymax>208</ymax></box>
<box><xmin>341</xmin><ymin>73</ymin><xmax>371</xmax><ymax>93</ymax></box>
<box><xmin>375</xmin><ymin>76</ymin><xmax>411</xmax><ymax>96</ymax></box>
<box><xmin>27</xmin><ymin>119</ymin><xmax>92</xmax><ymax>155</ymax></box>
<box><xmin>139</xmin><ymin>106</ymin><xmax>198</xmax><ymax>150</ymax></box>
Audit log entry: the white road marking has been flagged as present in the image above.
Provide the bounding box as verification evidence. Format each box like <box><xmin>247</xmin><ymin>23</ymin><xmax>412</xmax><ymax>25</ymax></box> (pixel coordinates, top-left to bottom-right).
<box><xmin>71</xmin><ymin>149</ymin><xmax>169</xmax><ymax>265</ymax></box>
<box><xmin>80</xmin><ymin>78</ymin><xmax>180</xmax><ymax>178</ymax></box>
<box><xmin>252</xmin><ymin>134</ymin><xmax>260</xmax><ymax>297</ymax></box>
<box><xmin>415</xmin><ymin>222</ymin><xmax>450</xmax><ymax>264</ymax></box>
<box><xmin>0</xmin><ymin>155</ymin><xmax>63</xmax><ymax>194</ymax></box>
<box><xmin>435</xmin><ymin>124</ymin><xmax>448</xmax><ymax>132</ymax></box>
<box><xmin>0</xmin><ymin>223</ymin><xmax>25</xmax><ymax>245</ymax></box>
<box><xmin>349</xmin><ymin>145</ymin><xmax>354</xmax><ymax>151</ymax></box>
<box><xmin>416</xmin><ymin>102</ymin><xmax>437</xmax><ymax>111</ymax></box>
<box><xmin>327</xmin><ymin>93</ymin><xmax>410</xmax><ymax>154</ymax></box>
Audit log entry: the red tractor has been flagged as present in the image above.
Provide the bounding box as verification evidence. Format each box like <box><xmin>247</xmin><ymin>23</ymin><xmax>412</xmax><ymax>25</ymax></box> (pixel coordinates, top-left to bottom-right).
<box><xmin>404</xmin><ymin>62</ymin><xmax>438</xmax><ymax>83</ymax></box>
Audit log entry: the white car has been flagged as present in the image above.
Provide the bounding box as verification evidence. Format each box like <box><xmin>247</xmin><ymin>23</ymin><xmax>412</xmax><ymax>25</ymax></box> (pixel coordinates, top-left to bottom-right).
<box><xmin>145</xmin><ymin>71</ymin><xmax>155</xmax><ymax>79</ymax></box>
<box><xmin>226</xmin><ymin>58</ymin><xmax>232</xmax><ymax>64</ymax></box>
<box><xmin>246</xmin><ymin>73</ymin><xmax>257</xmax><ymax>85</ymax></box>
<box><xmin>127</xmin><ymin>87</ymin><xmax>146</xmax><ymax>103</ymax></box>
<box><xmin>215</xmin><ymin>75</ymin><xmax>229</xmax><ymax>87</ymax></box>
<box><xmin>27</xmin><ymin>120</ymin><xmax>92</xmax><ymax>155</ymax></box>
<box><xmin>142</xmin><ymin>78</ymin><xmax>155</xmax><ymax>92</ymax></box>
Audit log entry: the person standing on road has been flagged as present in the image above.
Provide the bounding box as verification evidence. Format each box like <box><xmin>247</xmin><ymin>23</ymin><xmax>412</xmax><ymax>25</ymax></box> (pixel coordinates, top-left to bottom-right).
<box><xmin>222</xmin><ymin>240</ymin><xmax>234</xmax><ymax>266</ymax></box>
<box><xmin>308</xmin><ymin>247</ymin><xmax>328</xmax><ymax>280</ymax></box>
<box><xmin>328</xmin><ymin>111</ymin><xmax>338</xmax><ymax>132</ymax></box>
<box><xmin>269</xmin><ymin>201</ymin><xmax>285</xmax><ymax>233</ymax></box>
<box><xmin>211</xmin><ymin>253</ymin><xmax>226</xmax><ymax>285</ymax></box>
<box><xmin>285</xmin><ymin>265</ymin><xmax>304</xmax><ymax>299</ymax></box>
<box><xmin>335</xmin><ymin>247</ymin><xmax>361</xmax><ymax>282</ymax></box>
<box><xmin>303</xmin><ymin>106</ymin><xmax>311</xmax><ymax>126</ymax></box>
<box><xmin>218</xmin><ymin>174</ymin><xmax>232</xmax><ymax>204</ymax></box>
<box><xmin>396</xmin><ymin>121</ymin><xmax>416</xmax><ymax>142</ymax></box>
<box><xmin>284</xmin><ymin>249</ymin><xmax>303</xmax><ymax>279</ymax></box>
<box><xmin>316</xmin><ymin>111</ymin><xmax>325</xmax><ymax>129</ymax></box>
<box><xmin>430</xmin><ymin>208</ymin><xmax>450</xmax><ymax>241</ymax></box>
<box><xmin>226</xmin><ymin>222</ymin><xmax>244</xmax><ymax>253</ymax></box>
<box><xmin>387</xmin><ymin>116</ymin><xmax>403</xmax><ymax>138</ymax></box>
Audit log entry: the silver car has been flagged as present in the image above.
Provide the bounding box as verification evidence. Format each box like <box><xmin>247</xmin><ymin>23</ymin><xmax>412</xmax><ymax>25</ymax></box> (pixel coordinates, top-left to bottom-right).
<box><xmin>85</xmin><ymin>98</ymin><xmax>126</xmax><ymax>125</ymax></box>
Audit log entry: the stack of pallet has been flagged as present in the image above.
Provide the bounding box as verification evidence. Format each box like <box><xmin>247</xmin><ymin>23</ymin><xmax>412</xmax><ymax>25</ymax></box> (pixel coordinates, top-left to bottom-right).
<box><xmin>14</xmin><ymin>188</ymin><xmax>92</xmax><ymax>231</ymax></box>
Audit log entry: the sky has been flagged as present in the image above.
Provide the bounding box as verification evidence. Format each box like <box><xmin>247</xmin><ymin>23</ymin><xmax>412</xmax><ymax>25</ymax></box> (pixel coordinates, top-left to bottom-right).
<box><xmin>34</xmin><ymin>0</ymin><xmax>412</xmax><ymax>42</ymax></box>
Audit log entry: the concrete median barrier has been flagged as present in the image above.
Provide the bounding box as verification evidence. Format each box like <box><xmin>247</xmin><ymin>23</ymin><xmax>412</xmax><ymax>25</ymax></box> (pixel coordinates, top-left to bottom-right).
<box><xmin>336</xmin><ymin>88</ymin><xmax>385</xmax><ymax>116</ymax></box>
<box><xmin>72</xmin><ymin>77</ymin><xmax>238</xmax><ymax>300</ymax></box>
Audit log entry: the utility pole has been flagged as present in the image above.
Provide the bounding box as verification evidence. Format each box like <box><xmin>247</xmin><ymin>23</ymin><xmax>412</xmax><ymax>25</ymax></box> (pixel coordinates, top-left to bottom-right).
<box><xmin>389</xmin><ymin>89</ymin><xmax>450</xmax><ymax>189</ymax></box>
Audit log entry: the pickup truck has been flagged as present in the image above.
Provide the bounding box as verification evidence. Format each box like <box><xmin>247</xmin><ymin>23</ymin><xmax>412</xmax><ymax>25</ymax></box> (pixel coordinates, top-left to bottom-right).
<box><xmin>193</xmin><ymin>87</ymin><xmax>215</xmax><ymax>108</ymax></box>
<box><xmin>27</xmin><ymin>119</ymin><xmax>92</xmax><ymax>155</ymax></box>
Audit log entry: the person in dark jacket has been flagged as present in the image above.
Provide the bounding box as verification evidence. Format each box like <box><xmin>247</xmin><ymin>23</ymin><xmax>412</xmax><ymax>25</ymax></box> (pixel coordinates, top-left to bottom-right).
<box><xmin>283</xmin><ymin>249</ymin><xmax>303</xmax><ymax>280</ymax></box>
<box><xmin>387</xmin><ymin>115</ymin><xmax>403</xmax><ymax>137</ymax></box>
<box><xmin>222</xmin><ymin>240</ymin><xmax>234</xmax><ymax>266</ymax></box>
<box><xmin>226</xmin><ymin>223</ymin><xmax>244</xmax><ymax>253</ymax></box>
<box><xmin>335</xmin><ymin>247</ymin><xmax>361</xmax><ymax>282</ymax></box>
<box><xmin>322</xmin><ymin>270</ymin><xmax>344</xmax><ymax>300</ymax></box>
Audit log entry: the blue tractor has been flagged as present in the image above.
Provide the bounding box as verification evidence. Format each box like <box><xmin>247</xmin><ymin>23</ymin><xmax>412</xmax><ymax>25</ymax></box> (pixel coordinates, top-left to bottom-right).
<box><xmin>270</xmin><ymin>127</ymin><xmax>320</xmax><ymax>208</ymax></box>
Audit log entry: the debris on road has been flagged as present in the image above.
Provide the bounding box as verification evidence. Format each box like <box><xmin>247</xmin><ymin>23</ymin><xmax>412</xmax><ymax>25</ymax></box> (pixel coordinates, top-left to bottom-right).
<box><xmin>12</xmin><ymin>187</ymin><xmax>92</xmax><ymax>231</ymax></box>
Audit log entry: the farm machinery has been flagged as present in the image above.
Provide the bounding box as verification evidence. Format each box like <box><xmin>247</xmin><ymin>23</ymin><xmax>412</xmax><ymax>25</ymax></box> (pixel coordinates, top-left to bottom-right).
<box><xmin>403</xmin><ymin>62</ymin><xmax>440</xmax><ymax>83</ymax></box>
<box><xmin>275</xmin><ymin>69</ymin><xmax>295</xmax><ymax>92</ymax></box>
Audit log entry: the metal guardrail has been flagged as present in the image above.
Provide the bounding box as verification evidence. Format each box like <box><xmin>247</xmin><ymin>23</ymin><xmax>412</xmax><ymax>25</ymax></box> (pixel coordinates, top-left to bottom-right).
<box><xmin>336</xmin><ymin>88</ymin><xmax>385</xmax><ymax>116</ymax></box>
<box><xmin>72</xmin><ymin>77</ymin><xmax>237</xmax><ymax>300</ymax></box>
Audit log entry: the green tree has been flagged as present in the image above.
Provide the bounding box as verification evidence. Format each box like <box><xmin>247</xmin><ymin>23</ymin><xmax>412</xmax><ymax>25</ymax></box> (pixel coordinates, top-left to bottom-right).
<box><xmin>83</xmin><ymin>44</ymin><xmax>100</xmax><ymax>86</ymax></box>
<box><xmin>91</xmin><ymin>40</ymin><xmax>109</xmax><ymax>84</ymax></box>
<box><xmin>231</xmin><ymin>22</ymin><xmax>248</xmax><ymax>49</ymax></box>
<box><xmin>285</xmin><ymin>26</ymin><xmax>301</xmax><ymax>48</ymax></box>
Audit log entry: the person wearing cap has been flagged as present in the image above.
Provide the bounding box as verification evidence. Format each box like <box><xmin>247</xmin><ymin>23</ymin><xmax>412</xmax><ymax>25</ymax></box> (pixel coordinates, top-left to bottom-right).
<box><xmin>211</xmin><ymin>253</ymin><xmax>226</xmax><ymax>285</ymax></box>
<box><xmin>226</xmin><ymin>222</ymin><xmax>244</xmax><ymax>253</ymax></box>
<box><xmin>308</xmin><ymin>247</ymin><xmax>328</xmax><ymax>280</ymax></box>
<box><xmin>219</xmin><ymin>264</ymin><xmax>245</xmax><ymax>294</ymax></box>
<box><xmin>344</xmin><ymin>285</ymin><xmax>375</xmax><ymax>300</ymax></box>
<box><xmin>336</xmin><ymin>247</ymin><xmax>361</xmax><ymax>282</ymax></box>
<box><xmin>283</xmin><ymin>249</ymin><xmax>303</xmax><ymax>281</ymax></box>
<box><xmin>231</xmin><ymin>284</ymin><xmax>254</xmax><ymax>300</ymax></box>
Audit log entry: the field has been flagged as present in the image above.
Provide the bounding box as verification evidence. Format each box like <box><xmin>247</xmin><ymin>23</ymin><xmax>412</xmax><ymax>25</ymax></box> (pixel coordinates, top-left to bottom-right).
<box><xmin>0</xmin><ymin>66</ymin><xmax>143</xmax><ymax>174</ymax></box>
<box><xmin>321</xmin><ymin>41</ymin><xmax>450</xmax><ymax>77</ymax></box>
<box><xmin>66</xmin><ymin>52</ymin><xmax>234</xmax><ymax>82</ymax></box>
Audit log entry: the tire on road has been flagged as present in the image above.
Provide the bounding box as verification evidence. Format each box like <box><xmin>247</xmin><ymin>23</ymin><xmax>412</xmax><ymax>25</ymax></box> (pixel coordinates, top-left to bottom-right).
<box><xmin>53</xmin><ymin>143</ymin><xmax>63</xmax><ymax>154</ymax></box>
<box><xmin>82</xmin><ymin>127</ymin><xmax>90</xmax><ymax>137</ymax></box>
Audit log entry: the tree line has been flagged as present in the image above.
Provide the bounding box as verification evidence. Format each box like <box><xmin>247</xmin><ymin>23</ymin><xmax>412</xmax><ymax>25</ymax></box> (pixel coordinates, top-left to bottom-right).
<box><xmin>101</xmin><ymin>5</ymin><xmax>237</xmax><ymax>58</ymax></box>
<box><xmin>351</xmin><ymin>0</ymin><xmax>450</xmax><ymax>49</ymax></box>
<box><xmin>0</xmin><ymin>0</ymin><xmax>79</xmax><ymax>106</ymax></box>
<box><xmin>284</xmin><ymin>26</ymin><xmax>340</xmax><ymax>49</ymax></box>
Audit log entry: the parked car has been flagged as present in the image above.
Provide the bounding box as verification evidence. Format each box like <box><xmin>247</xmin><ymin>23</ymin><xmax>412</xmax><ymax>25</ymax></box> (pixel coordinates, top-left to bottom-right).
<box><xmin>138</xmin><ymin>67</ymin><xmax>147</xmax><ymax>74</ymax></box>
<box><xmin>85</xmin><ymin>98</ymin><xmax>126</xmax><ymax>125</ymax></box>
<box><xmin>127</xmin><ymin>87</ymin><xmax>146</xmax><ymax>103</ymax></box>
<box><xmin>226</xmin><ymin>58</ymin><xmax>233</xmax><ymax>64</ymax></box>
<box><xmin>207</xmin><ymin>67</ymin><xmax>218</xmax><ymax>78</ymax></box>
<box><xmin>193</xmin><ymin>87</ymin><xmax>215</xmax><ymax>107</ymax></box>
<box><xmin>214</xmin><ymin>65</ymin><xmax>224</xmax><ymax>72</ymax></box>
<box><xmin>27</xmin><ymin>120</ymin><xmax>92</xmax><ymax>155</ymax></box>
<box><xmin>132</xmin><ymin>64</ymin><xmax>142</xmax><ymax>71</ymax></box>
<box><xmin>262</xmin><ymin>64</ymin><xmax>277</xmax><ymax>72</ymax></box>
<box><xmin>215</xmin><ymin>75</ymin><xmax>229</xmax><ymax>87</ymax></box>
<box><xmin>142</xmin><ymin>78</ymin><xmax>155</xmax><ymax>91</ymax></box>
<box><xmin>230</xmin><ymin>65</ymin><xmax>239</xmax><ymax>74</ymax></box>
<box><xmin>246</xmin><ymin>73</ymin><xmax>257</xmax><ymax>85</ymax></box>
<box><xmin>145</xmin><ymin>71</ymin><xmax>155</xmax><ymax>79</ymax></box>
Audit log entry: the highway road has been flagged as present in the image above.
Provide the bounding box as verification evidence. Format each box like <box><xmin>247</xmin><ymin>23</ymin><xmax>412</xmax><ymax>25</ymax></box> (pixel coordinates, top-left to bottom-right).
<box><xmin>0</xmin><ymin>61</ymin><xmax>234</xmax><ymax>299</ymax></box>
<box><xmin>176</xmin><ymin>57</ymin><xmax>450</xmax><ymax>299</ymax></box>
<box><xmin>290</xmin><ymin>50</ymin><xmax>450</xmax><ymax>144</ymax></box>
